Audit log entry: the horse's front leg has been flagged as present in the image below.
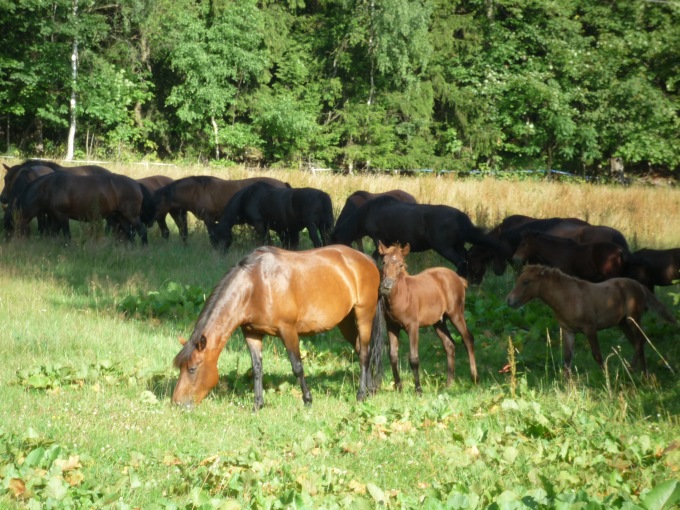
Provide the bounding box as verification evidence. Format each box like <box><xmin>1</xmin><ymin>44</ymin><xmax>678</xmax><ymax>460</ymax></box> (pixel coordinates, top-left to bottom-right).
<box><xmin>245</xmin><ymin>334</ymin><xmax>265</xmax><ymax>410</ymax></box>
<box><xmin>582</xmin><ymin>326</ymin><xmax>604</xmax><ymax>369</ymax></box>
<box><xmin>280</xmin><ymin>329</ymin><xmax>312</xmax><ymax>406</ymax></box>
<box><xmin>306</xmin><ymin>223</ymin><xmax>323</xmax><ymax>248</ymax></box>
<box><xmin>407</xmin><ymin>325</ymin><xmax>423</xmax><ymax>395</ymax></box>
<box><xmin>620</xmin><ymin>320</ymin><xmax>647</xmax><ymax>373</ymax></box>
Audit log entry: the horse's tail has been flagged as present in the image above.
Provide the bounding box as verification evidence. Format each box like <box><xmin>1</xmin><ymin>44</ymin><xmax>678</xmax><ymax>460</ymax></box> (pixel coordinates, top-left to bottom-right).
<box><xmin>138</xmin><ymin>183</ymin><xmax>156</xmax><ymax>227</ymax></box>
<box><xmin>367</xmin><ymin>296</ymin><xmax>387</xmax><ymax>393</ymax></box>
<box><xmin>319</xmin><ymin>192</ymin><xmax>335</xmax><ymax>245</ymax></box>
<box><xmin>643</xmin><ymin>287</ymin><xmax>678</xmax><ymax>325</ymax></box>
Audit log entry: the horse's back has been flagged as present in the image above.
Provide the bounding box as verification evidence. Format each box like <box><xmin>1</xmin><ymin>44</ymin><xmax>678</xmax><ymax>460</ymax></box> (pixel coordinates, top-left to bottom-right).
<box><xmin>247</xmin><ymin>246</ymin><xmax>379</xmax><ymax>334</ymax></box>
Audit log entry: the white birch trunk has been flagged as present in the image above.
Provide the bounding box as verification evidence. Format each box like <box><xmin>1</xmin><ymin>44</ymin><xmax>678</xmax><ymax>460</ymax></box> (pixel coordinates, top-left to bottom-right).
<box><xmin>65</xmin><ymin>0</ymin><xmax>78</xmax><ymax>161</ymax></box>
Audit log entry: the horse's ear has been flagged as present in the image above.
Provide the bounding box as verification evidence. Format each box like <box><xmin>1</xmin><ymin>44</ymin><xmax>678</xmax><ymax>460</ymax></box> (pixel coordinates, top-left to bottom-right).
<box><xmin>197</xmin><ymin>335</ymin><xmax>207</xmax><ymax>352</ymax></box>
<box><xmin>179</xmin><ymin>336</ymin><xmax>187</xmax><ymax>346</ymax></box>
<box><xmin>402</xmin><ymin>243</ymin><xmax>410</xmax><ymax>256</ymax></box>
<box><xmin>378</xmin><ymin>241</ymin><xmax>387</xmax><ymax>255</ymax></box>
<box><xmin>3</xmin><ymin>164</ymin><xmax>9</xmax><ymax>171</ymax></box>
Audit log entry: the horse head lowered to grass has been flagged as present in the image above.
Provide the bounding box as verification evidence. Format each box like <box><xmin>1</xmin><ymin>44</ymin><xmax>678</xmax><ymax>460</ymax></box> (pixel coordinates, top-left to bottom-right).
<box><xmin>172</xmin><ymin>244</ymin><xmax>386</xmax><ymax>410</ymax></box>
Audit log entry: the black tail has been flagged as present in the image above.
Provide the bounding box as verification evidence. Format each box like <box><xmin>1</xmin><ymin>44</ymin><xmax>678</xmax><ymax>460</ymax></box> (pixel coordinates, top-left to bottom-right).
<box><xmin>319</xmin><ymin>192</ymin><xmax>335</xmax><ymax>245</ymax></box>
<box><xmin>644</xmin><ymin>287</ymin><xmax>678</xmax><ymax>325</ymax></box>
<box><xmin>138</xmin><ymin>184</ymin><xmax>156</xmax><ymax>227</ymax></box>
<box><xmin>367</xmin><ymin>296</ymin><xmax>387</xmax><ymax>393</ymax></box>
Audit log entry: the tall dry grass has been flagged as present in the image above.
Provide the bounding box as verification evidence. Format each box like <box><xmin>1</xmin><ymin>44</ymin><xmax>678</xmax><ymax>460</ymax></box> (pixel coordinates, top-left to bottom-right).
<box><xmin>53</xmin><ymin>161</ymin><xmax>680</xmax><ymax>249</ymax></box>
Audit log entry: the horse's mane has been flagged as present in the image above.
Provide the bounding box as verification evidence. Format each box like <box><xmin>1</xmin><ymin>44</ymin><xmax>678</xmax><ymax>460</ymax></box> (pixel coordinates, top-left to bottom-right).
<box><xmin>522</xmin><ymin>230</ymin><xmax>580</xmax><ymax>246</ymax></box>
<box><xmin>173</xmin><ymin>247</ymin><xmax>277</xmax><ymax>368</ymax></box>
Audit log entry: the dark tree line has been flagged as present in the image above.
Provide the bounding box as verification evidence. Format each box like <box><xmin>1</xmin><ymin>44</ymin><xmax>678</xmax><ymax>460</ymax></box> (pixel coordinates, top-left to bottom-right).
<box><xmin>1</xmin><ymin>0</ymin><xmax>678</xmax><ymax>175</ymax></box>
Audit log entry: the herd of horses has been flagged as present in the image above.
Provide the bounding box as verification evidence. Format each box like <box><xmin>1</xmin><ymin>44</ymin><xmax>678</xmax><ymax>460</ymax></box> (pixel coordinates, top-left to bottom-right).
<box><xmin>2</xmin><ymin>160</ymin><xmax>678</xmax><ymax>409</ymax></box>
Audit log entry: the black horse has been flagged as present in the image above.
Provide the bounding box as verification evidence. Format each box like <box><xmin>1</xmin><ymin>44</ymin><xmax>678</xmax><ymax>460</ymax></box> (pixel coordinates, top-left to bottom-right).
<box><xmin>8</xmin><ymin>171</ymin><xmax>154</xmax><ymax>244</ymax></box>
<box><xmin>213</xmin><ymin>182</ymin><xmax>335</xmax><ymax>252</ymax></box>
<box><xmin>330</xmin><ymin>196</ymin><xmax>508</xmax><ymax>278</ymax></box>
<box><xmin>625</xmin><ymin>248</ymin><xmax>680</xmax><ymax>290</ymax></box>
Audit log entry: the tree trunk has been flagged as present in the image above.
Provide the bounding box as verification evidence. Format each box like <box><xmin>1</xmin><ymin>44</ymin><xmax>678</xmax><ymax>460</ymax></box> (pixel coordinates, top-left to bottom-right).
<box><xmin>211</xmin><ymin>116</ymin><xmax>220</xmax><ymax>160</ymax></box>
<box><xmin>65</xmin><ymin>0</ymin><xmax>78</xmax><ymax>161</ymax></box>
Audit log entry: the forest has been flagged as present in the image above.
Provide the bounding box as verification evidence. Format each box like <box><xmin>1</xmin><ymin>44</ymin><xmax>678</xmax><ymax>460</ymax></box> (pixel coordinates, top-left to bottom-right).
<box><xmin>1</xmin><ymin>0</ymin><xmax>678</xmax><ymax>176</ymax></box>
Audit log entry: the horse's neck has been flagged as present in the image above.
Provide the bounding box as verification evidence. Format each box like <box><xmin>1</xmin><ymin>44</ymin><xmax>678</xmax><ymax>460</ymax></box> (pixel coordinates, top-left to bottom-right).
<box><xmin>199</xmin><ymin>272</ymin><xmax>251</xmax><ymax>352</ymax></box>
<box><xmin>537</xmin><ymin>272</ymin><xmax>574</xmax><ymax>310</ymax></box>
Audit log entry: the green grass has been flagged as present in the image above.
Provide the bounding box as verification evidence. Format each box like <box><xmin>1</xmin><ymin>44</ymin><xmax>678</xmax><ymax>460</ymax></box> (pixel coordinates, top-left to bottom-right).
<box><xmin>1</xmin><ymin>195</ymin><xmax>680</xmax><ymax>509</ymax></box>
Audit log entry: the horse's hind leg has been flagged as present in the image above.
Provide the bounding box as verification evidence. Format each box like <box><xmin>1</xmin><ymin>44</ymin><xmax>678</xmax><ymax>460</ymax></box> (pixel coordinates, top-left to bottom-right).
<box><xmin>245</xmin><ymin>335</ymin><xmax>266</xmax><ymax>410</ymax></box>
<box><xmin>619</xmin><ymin>320</ymin><xmax>647</xmax><ymax>373</ymax></box>
<box><xmin>446</xmin><ymin>310</ymin><xmax>478</xmax><ymax>383</ymax></box>
<box><xmin>387</xmin><ymin>323</ymin><xmax>403</xmax><ymax>391</ymax></box>
<box><xmin>306</xmin><ymin>223</ymin><xmax>323</xmax><ymax>248</ymax></box>
<box><xmin>280</xmin><ymin>328</ymin><xmax>312</xmax><ymax>406</ymax></box>
<box><xmin>407</xmin><ymin>325</ymin><xmax>423</xmax><ymax>395</ymax></box>
<box><xmin>337</xmin><ymin>312</ymin><xmax>372</xmax><ymax>400</ymax></box>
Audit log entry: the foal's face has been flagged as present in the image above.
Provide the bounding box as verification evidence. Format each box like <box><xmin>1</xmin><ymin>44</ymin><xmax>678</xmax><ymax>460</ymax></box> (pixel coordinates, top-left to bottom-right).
<box><xmin>506</xmin><ymin>267</ymin><xmax>542</xmax><ymax>308</ymax></box>
<box><xmin>378</xmin><ymin>242</ymin><xmax>409</xmax><ymax>296</ymax></box>
<box><xmin>172</xmin><ymin>337</ymin><xmax>220</xmax><ymax>408</ymax></box>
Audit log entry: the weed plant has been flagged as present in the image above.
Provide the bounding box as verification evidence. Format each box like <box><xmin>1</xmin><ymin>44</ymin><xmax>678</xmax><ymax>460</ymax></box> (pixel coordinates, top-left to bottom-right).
<box><xmin>0</xmin><ymin>165</ymin><xmax>679</xmax><ymax>508</ymax></box>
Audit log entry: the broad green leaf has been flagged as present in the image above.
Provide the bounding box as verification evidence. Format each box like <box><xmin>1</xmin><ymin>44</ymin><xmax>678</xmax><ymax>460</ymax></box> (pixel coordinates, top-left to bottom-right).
<box><xmin>641</xmin><ymin>480</ymin><xmax>680</xmax><ymax>510</ymax></box>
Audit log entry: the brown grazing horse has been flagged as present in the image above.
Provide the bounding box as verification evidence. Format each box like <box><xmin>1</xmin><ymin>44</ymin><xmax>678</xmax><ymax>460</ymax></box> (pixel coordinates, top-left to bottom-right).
<box><xmin>12</xmin><ymin>171</ymin><xmax>153</xmax><ymax>244</ymax></box>
<box><xmin>136</xmin><ymin>175</ymin><xmax>186</xmax><ymax>230</ymax></box>
<box><xmin>1</xmin><ymin>160</ymin><xmax>111</xmax><ymax>207</ymax></box>
<box><xmin>172</xmin><ymin>245</ymin><xmax>386</xmax><ymax>409</ymax></box>
<box><xmin>506</xmin><ymin>265</ymin><xmax>677</xmax><ymax>373</ymax></box>
<box><xmin>378</xmin><ymin>242</ymin><xmax>477</xmax><ymax>393</ymax></box>
<box><xmin>625</xmin><ymin>248</ymin><xmax>680</xmax><ymax>290</ymax></box>
<box><xmin>512</xmin><ymin>231</ymin><xmax>627</xmax><ymax>282</ymax></box>
<box><xmin>335</xmin><ymin>190</ymin><xmax>417</xmax><ymax>252</ymax></box>
<box><xmin>153</xmin><ymin>175</ymin><xmax>290</xmax><ymax>243</ymax></box>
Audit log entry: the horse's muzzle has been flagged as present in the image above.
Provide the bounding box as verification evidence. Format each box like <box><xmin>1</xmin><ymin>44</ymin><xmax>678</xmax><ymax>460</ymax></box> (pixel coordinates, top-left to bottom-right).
<box><xmin>379</xmin><ymin>278</ymin><xmax>394</xmax><ymax>297</ymax></box>
<box><xmin>506</xmin><ymin>294</ymin><xmax>522</xmax><ymax>309</ymax></box>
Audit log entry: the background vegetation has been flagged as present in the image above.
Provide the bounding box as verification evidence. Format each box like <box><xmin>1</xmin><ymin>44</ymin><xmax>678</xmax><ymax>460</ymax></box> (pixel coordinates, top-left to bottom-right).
<box><xmin>1</xmin><ymin>164</ymin><xmax>679</xmax><ymax>508</ymax></box>
<box><xmin>1</xmin><ymin>0</ymin><xmax>679</xmax><ymax>175</ymax></box>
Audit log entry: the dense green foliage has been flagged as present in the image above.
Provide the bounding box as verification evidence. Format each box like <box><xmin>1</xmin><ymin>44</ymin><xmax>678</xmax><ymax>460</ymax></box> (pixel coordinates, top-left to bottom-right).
<box><xmin>1</xmin><ymin>0</ymin><xmax>678</xmax><ymax>174</ymax></box>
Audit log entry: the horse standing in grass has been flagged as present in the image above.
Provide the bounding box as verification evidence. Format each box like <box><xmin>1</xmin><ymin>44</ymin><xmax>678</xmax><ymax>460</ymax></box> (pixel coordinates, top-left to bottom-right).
<box><xmin>11</xmin><ymin>171</ymin><xmax>154</xmax><ymax>244</ymax></box>
<box><xmin>512</xmin><ymin>231</ymin><xmax>628</xmax><ymax>282</ymax></box>
<box><xmin>625</xmin><ymin>248</ymin><xmax>680</xmax><ymax>290</ymax></box>
<box><xmin>506</xmin><ymin>265</ymin><xmax>677</xmax><ymax>373</ymax></box>
<box><xmin>212</xmin><ymin>181</ymin><xmax>334</xmax><ymax>252</ymax></box>
<box><xmin>152</xmin><ymin>175</ymin><xmax>290</xmax><ymax>243</ymax></box>
<box><xmin>378</xmin><ymin>242</ymin><xmax>477</xmax><ymax>393</ymax></box>
<box><xmin>335</xmin><ymin>190</ymin><xmax>417</xmax><ymax>252</ymax></box>
<box><xmin>172</xmin><ymin>245</ymin><xmax>386</xmax><ymax>410</ymax></box>
<box><xmin>331</xmin><ymin>196</ymin><xmax>508</xmax><ymax>278</ymax></box>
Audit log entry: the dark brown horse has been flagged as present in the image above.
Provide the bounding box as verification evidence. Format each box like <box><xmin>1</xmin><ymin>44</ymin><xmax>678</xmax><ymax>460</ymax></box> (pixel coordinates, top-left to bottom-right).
<box><xmin>625</xmin><ymin>248</ymin><xmax>680</xmax><ymax>290</ymax></box>
<box><xmin>172</xmin><ymin>245</ymin><xmax>386</xmax><ymax>409</ymax></box>
<box><xmin>330</xmin><ymin>196</ymin><xmax>509</xmax><ymax>278</ymax></box>
<box><xmin>153</xmin><ymin>175</ymin><xmax>290</xmax><ymax>243</ymax></box>
<box><xmin>136</xmin><ymin>175</ymin><xmax>186</xmax><ymax>230</ymax></box>
<box><xmin>213</xmin><ymin>181</ymin><xmax>334</xmax><ymax>251</ymax></box>
<box><xmin>467</xmin><ymin>215</ymin><xmax>590</xmax><ymax>284</ymax></box>
<box><xmin>378</xmin><ymin>242</ymin><xmax>477</xmax><ymax>393</ymax></box>
<box><xmin>3</xmin><ymin>166</ymin><xmax>57</xmax><ymax>236</ymax></box>
<box><xmin>512</xmin><ymin>231</ymin><xmax>628</xmax><ymax>282</ymax></box>
<box><xmin>1</xmin><ymin>160</ymin><xmax>111</xmax><ymax>207</ymax></box>
<box><xmin>12</xmin><ymin>171</ymin><xmax>154</xmax><ymax>244</ymax></box>
<box><xmin>336</xmin><ymin>190</ymin><xmax>417</xmax><ymax>252</ymax></box>
<box><xmin>506</xmin><ymin>265</ymin><xmax>677</xmax><ymax>373</ymax></box>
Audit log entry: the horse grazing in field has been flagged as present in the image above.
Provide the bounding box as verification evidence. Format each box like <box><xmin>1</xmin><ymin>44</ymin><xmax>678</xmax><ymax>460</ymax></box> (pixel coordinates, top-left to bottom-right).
<box><xmin>152</xmin><ymin>175</ymin><xmax>290</xmax><ymax>243</ymax></box>
<box><xmin>212</xmin><ymin>182</ymin><xmax>334</xmax><ymax>252</ymax></box>
<box><xmin>467</xmin><ymin>216</ymin><xmax>591</xmax><ymax>284</ymax></box>
<box><xmin>3</xmin><ymin>166</ymin><xmax>57</xmax><ymax>237</ymax></box>
<box><xmin>335</xmin><ymin>190</ymin><xmax>417</xmax><ymax>252</ymax></box>
<box><xmin>512</xmin><ymin>231</ymin><xmax>628</xmax><ymax>282</ymax></box>
<box><xmin>172</xmin><ymin>245</ymin><xmax>386</xmax><ymax>409</ymax></box>
<box><xmin>10</xmin><ymin>171</ymin><xmax>154</xmax><ymax>244</ymax></box>
<box><xmin>378</xmin><ymin>242</ymin><xmax>477</xmax><ymax>393</ymax></box>
<box><xmin>624</xmin><ymin>248</ymin><xmax>680</xmax><ymax>290</ymax></box>
<box><xmin>2</xmin><ymin>160</ymin><xmax>111</xmax><ymax>207</ymax></box>
<box><xmin>506</xmin><ymin>265</ymin><xmax>677</xmax><ymax>373</ymax></box>
<box><xmin>330</xmin><ymin>196</ymin><xmax>509</xmax><ymax>278</ymax></box>
<box><xmin>136</xmin><ymin>175</ymin><xmax>186</xmax><ymax>230</ymax></box>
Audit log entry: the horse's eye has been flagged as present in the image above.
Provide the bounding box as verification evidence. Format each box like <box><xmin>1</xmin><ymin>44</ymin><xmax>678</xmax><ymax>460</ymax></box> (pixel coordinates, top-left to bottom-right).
<box><xmin>188</xmin><ymin>366</ymin><xmax>198</xmax><ymax>375</ymax></box>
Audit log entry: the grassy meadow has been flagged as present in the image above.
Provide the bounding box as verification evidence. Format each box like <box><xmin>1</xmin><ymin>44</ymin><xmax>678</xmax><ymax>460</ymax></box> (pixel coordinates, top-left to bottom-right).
<box><xmin>1</xmin><ymin>162</ymin><xmax>679</xmax><ymax>509</ymax></box>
